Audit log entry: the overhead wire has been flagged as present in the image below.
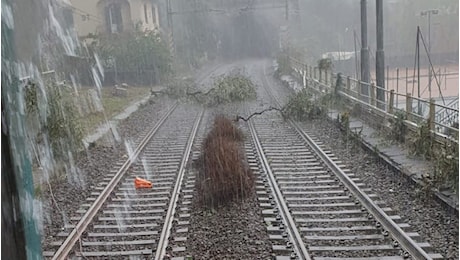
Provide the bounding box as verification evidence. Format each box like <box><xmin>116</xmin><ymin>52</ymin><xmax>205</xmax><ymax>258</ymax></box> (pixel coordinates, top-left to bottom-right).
<box><xmin>68</xmin><ymin>6</ymin><xmax>104</xmax><ymax>24</ymax></box>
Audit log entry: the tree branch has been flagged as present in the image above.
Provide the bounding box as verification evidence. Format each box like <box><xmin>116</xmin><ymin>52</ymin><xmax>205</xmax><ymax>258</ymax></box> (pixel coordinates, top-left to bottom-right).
<box><xmin>234</xmin><ymin>106</ymin><xmax>286</xmax><ymax>122</ymax></box>
<box><xmin>186</xmin><ymin>87</ymin><xmax>216</xmax><ymax>97</ymax></box>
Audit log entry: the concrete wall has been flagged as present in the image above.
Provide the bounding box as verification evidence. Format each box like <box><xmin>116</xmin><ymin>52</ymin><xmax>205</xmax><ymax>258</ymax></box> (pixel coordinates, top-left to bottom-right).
<box><xmin>129</xmin><ymin>0</ymin><xmax>157</xmax><ymax>31</ymax></box>
<box><xmin>70</xmin><ymin>0</ymin><xmax>102</xmax><ymax>37</ymax></box>
<box><xmin>70</xmin><ymin>0</ymin><xmax>159</xmax><ymax>38</ymax></box>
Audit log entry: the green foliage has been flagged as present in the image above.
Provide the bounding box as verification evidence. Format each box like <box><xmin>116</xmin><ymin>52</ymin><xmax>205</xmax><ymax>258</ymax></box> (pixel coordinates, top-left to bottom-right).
<box><xmin>208</xmin><ymin>73</ymin><xmax>257</xmax><ymax>106</ymax></box>
<box><xmin>389</xmin><ymin>111</ymin><xmax>407</xmax><ymax>143</ymax></box>
<box><xmin>433</xmin><ymin>143</ymin><xmax>459</xmax><ymax>193</ymax></box>
<box><xmin>393</xmin><ymin>116</ymin><xmax>458</xmax><ymax>194</ymax></box>
<box><xmin>91</xmin><ymin>26</ymin><xmax>172</xmax><ymax>82</ymax></box>
<box><xmin>153</xmin><ymin>72</ymin><xmax>257</xmax><ymax>107</ymax></box>
<box><xmin>163</xmin><ymin>77</ymin><xmax>196</xmax><ymax>99</ymax></box>
<box><xmin>283</xmin><ymin>89</ymin><xmax>326</xmax><ymax>121</ymax></box>
<box><xmin>46</xmin><ymin>84</ymin><xmax>84</xmax><ymax>158</ymax></box>
<box><xmin>319</xmin><ymin>92</ymin><xmax>343</xmax><ymax>108</ymax></box>
<box><xmin>407</xmin><ymin>120</ymin><xmax>434</xmax><ymax>160</ymax></box>
<box><xmin>34</xmin><ymin>184</ymin><xmax>42</xmax><ymax>198</ymax></box>
<box><xmin>339</xmin><ymin>111</ymin><xmax>350</xmax><ymax>130</ymax></box>
<box><xmin>318</xmin><ymin>58</ymin><xmax>332</xmax><ymax>71</ymax></box>
<box><xmin>24</xmin><ymin>80</ymin><xmax>83</xmax><ymax>162</ymax></box>
<box><xmin>24</xmin><ymin>81</ymin><xmax>39</xmax><ymax>113</ymax></box>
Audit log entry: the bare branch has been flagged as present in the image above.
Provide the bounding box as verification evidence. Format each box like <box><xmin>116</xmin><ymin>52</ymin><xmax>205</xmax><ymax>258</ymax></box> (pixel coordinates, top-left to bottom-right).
<box><xmin>234</xmin><ymin>106</ymin><xmax>285</xmax><ymax>122</ymax></box>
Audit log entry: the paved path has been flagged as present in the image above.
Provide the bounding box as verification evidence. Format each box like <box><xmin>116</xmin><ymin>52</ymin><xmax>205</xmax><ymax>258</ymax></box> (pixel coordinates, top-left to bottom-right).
<box><xmin>82</xmin><ymin>95</ymin><xmax>151</xmax><ymax>147</ymax></box>
<box><xmin>327</xmin><ymin>110</ymin><xmax>458</xmax><ymax>212</ymax></box>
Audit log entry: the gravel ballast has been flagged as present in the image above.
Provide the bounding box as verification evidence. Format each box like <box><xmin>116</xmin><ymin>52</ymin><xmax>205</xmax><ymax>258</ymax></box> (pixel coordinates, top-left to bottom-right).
<box><xmin>259</xmin><ymin>57</ymin><xmax>458</xmax><ymax>259</ymax></box>
<box><xmin>38</xmin><ymin>59</ymin><xmax>457</xmax><ymax>259</ymax></box>
<box><xmin>187</xmin><ymin>193</ymin><xmax>273</xmax><ymax>259</ymax></box>
<box><xmin>40</xmin><ymin>96</ymin><xmax>175</xmax><ymax>251</ymax></box>
<box><xmin>184</xmin><ymin>101</ymin><xmax>274</xmax><ymax>260</ymax></box>
<box><xmin>299</xmin><ymin>119</ymin><xmax>459</xmax><ymax>259</ymax></box>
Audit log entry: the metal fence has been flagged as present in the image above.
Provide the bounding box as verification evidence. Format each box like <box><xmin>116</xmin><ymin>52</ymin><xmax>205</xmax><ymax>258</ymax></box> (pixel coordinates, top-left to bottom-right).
<box><xmin>290</xmin><ymin>57</ymin><xmax>459</xmax><ymax>142</ymax></box>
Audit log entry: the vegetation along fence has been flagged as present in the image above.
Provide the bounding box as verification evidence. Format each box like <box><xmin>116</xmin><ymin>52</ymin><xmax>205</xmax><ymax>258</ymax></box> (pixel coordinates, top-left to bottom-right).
<box><xmin>289</xmin><ymin>57</ymin><xmax>459</xmax><ymax>145</ymax></box>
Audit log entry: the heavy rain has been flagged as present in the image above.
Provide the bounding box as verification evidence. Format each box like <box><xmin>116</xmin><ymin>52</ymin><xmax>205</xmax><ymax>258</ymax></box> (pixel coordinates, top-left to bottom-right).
<box><xmin>2</xmin><ymin>0</ymin><xmax>459</xmax><ymax>259</ymax></box>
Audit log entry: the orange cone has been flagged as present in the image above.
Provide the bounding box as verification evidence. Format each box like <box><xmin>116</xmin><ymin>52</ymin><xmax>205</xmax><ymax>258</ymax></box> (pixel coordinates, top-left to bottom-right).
<box><xmin>134</xmin><ymin>177</ymin><xmax>153</xmax><ymax>189</ymax></box>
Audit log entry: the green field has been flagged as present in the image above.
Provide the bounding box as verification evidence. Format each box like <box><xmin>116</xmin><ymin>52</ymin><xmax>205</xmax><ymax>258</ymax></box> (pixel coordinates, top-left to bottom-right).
<box><xmin>78</xmin><ymin>86</ymin><xmax>151</xmax><ymax>134</ymax></box>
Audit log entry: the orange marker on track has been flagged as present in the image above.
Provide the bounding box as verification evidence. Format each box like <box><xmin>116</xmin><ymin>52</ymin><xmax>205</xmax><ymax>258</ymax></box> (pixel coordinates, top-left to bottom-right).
<box><xmin>134</xmin><ymin>177</ymin><xmax>153</xmax><ymax>189</ymax></box>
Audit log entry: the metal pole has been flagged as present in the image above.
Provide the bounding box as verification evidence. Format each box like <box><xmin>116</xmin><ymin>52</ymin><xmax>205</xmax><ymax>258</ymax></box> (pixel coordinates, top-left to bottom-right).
<box><xmin>285</xmin><ymin>0</ymin><xmax>289</xmax><ymax>21</ymax></box>
<box><xmin>421</xmin><ymin>9</ymin><xmax>438</xmax><ymax>102</ymax></box>
<box><xmin>405</xmin><ymin>67</ymin><xmax>408</xmax><ymax>97</ymax></box>
<box><xmin>354</xmin><ymin>30</ymin><xmax>359</xmax><ymax>80</ymax></box>
<box><xmin>444</xmin><ymin>67</ymin><xmax>447</xmax><ymax>90</ymax></box>
<box><xmin>417</xmin><ymin>26</ymin><xmax>422</xmax><ymax>115</ymax></box>
<box><xmin>360</xmin><ymin>0</ymin><xmax>370</xmax><ymax>101</ymax></box>
<box><xmin>428</xmin><ymin>12</ymin><xmax>431</xmax><ymax>100</ymax></box>
<box><xmin>166</xmin><ymin>0</ymin><xmax>175</xmax><ymax>57</ymax></box>
<box><xmin>396</xmin><ymin>68</ymin><xmax>399</xmax><ymax>108</ymax></box>
<box><xmin>376</xmin><ymin>0</ymin><xmax>385</xmax><ymax>109</ymax></box>
<box><xmin>386</xmin><ymin>65</ymin><xmax>389</xmax><ymax>89</ymax></box>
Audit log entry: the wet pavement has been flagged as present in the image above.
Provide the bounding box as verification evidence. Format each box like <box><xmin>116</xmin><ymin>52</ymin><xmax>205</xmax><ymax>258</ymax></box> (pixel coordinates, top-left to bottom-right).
<box><xmin>327</xmin><ymin>109</ymin><xmax>459</xmax><ymax>212</ymax></box>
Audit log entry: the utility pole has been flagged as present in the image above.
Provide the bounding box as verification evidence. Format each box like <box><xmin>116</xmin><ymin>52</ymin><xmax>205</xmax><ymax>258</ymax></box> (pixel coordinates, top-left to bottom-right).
<box><xmin>360</xmin><ymin>0</ymin><xmax>370</xmax><ymax>101</ymax></box>
<box><xmin>285</xmin><ymin>0</ymin><xmax>289</xmax><ymax>21</ymax></box>
<box><xmin>166</xmin><ymin>0</ymin><xmax>175</xmax><ymax>57</ymax></box>
<box><xmin>421</xmin><ymin>9</ymin><xmax>438</xmax><ymax>100</ymax></box>
<box><xmin>375</xmin><ymin>0</ymin><xmax>385</xmax><ymax>109</ymax></box>
<box><xmin>416</xmin><ymin>26</ymin><xmax>422</xmax><ymax>115</ymax></box>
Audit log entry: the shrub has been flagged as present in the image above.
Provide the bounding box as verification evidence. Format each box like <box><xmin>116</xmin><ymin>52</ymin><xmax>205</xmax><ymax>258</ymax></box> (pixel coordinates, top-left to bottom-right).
<box><xmin>389</xmin><ymin>111</ymin><xmax>407</xmax><ymax>143</ymax></box>
<box><xmin>196</xmin><ymin>116</ymin><xmax>253</xmax><ymax>208</ymax></box>
<box><xmin>207</xmin><ymin>73</ymin><xmax>257</xmax><ymax>106</ymax></box>
<box><xmin>283</xmin><ymin>89</ymin><xmax>326</xmax><ymax>121</ymax></box>
<box><xmin>434</xmin><ymin>143</ymin><xmax>459</xmax><ymax>193</ymax></box>
<box><xmin>23</xmin><ymin>80</ymin><xmax>83</xmax><ymax>169</ymax></box>
<box><xmin>206</xmin><ymin>115</ymin><xmax>244</xmax><ymax>141</ymax></box>
<box><xmin>163</xmin><ymin>77</ymin><xmax>196</xmax><ymax>99</ymax></box>
<box><xmin>318</xmin><ymin>58</ymin><xmax>332</xmax><ymax>71</ymax></box>
<box><xmin>407</xmin><ymin>120</ymin><xmax>434</xmax><ymax>160</ymax></box>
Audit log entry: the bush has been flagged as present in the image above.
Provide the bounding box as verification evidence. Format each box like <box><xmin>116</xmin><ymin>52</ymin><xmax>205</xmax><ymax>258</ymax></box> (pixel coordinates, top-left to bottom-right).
<box><xmin>196</xmin><ymin>116</ymin><xmax>253</xmax><ymax>208</ymax></box>
<box><xmin>152</xmin><ymin>72</ymin><xmax>257</xmax><ymax>107</ymax></box>
<box><xmin>318</xmin><ymin>58</ymin><xmax>332</xmax><ymax>71</ymax></box>
<box><xmin>207</xmin><ymin>72</ymin><xmax>257</xmax><ymax>106</ymax></box>
<box><xmin>163</xmin><ymin>77</ymin><xmax>196</xmax><ymax>99</ymax></box>
<box><xmin>389</xmin><ymin>111</ymin><xmax>407</xmax><ymax>143</ymax></box>
<box><xmin>90</xmin><ymin>25</ymin><xmax>172</xmax><ymax>84</ymax></box>
<box><xmin>407</xmin><ymin>120</ymin><xmax>434</xmax><ymax>160</ymax></box>
<box><xmin>206</xmin><ymin>115</ymin><xmax>244</xmax><ymax>141</ymax></box>
<box><xmin>23</xmin><ymin>80</ymin><xmax>83</xmax><ymax>166</ymax></box>
<box><xmin>283</xmin><ymin>89</ymin><xmax>326</xmax><ymax>121</ymax></box>
<box><xmin>434</xmin><ymin>143</ymin><xmax>459</xmax><ymax>193</ymax></box>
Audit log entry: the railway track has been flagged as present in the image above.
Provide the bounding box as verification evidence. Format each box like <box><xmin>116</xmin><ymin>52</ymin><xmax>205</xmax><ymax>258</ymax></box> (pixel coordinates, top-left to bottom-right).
<box><xmin>45</xmin><ymin>104</ymin><xmax>204</xmax><ymax>259</ymax></box>
<box><xmin>43</xmin><ymin>63</ymin><xmax>228</xmax><ymax>259</ymax></box>
<box><xmin>239</xmin><ymin>63</ymin><xmax>443</xmax><ymax>259</ymax></box>
<box><xmin>44</xmin><ymin>61</ymin><xmax>446</xmax><ymax>259</ymax></box>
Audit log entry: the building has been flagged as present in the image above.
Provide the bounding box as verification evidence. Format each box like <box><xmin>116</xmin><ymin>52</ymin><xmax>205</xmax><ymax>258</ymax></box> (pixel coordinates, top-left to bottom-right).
<box><xmin>69</xmin><ymin>0</ymin><xmax>160</xmax><ymax>38</ymax></box>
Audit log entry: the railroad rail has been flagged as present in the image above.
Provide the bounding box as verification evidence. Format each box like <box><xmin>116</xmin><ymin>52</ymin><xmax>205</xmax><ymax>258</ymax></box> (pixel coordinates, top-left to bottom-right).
<box><xmin>44</xmin><ymin>63</ymin><xmax>226</xmax><ymax>259</ymax></box>
<box><xmin>44</xmin><ymin>61</ymin><xmax>445</xmax><ymax>259</ymax></box>
<box><xmin>239</xmin><ymin>63</ymin><xmax>443</xmax><ymax>259</ymax></box>
<box><xmin>45</xmin><ymin>104</ymin><xmax>204</xmax><ymax>259</ymax></box>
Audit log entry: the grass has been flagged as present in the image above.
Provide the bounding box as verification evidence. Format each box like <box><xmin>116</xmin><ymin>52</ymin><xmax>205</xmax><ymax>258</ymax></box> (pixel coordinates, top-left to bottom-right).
<box><xmin>77</xmin><ymin>86</ymin><xmax>151</xmax><ymax>134</ymax></box>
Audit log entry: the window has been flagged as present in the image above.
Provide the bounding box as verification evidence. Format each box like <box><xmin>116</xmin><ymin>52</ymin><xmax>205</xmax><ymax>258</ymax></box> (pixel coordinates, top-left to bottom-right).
<box><xmin>144</xmin><ymin>4</ymin><xmax>149</xmax><ymax>24</ymax></box>
<box><xmin>105</xmin><ymin>4</ymin><xmax>123</xmax><ymax>33</ymax></box>
<box><xmin>151</xmin><ymin>6</ymin><xmax>157</xmax><ymax>26</ymax></box>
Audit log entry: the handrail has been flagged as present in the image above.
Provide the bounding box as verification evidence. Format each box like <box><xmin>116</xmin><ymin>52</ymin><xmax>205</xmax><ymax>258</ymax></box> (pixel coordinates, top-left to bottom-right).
<box><xmin>288</xmin><ymin>57</ymin><xmax>459</xmax><ymax>138</ymax></box>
